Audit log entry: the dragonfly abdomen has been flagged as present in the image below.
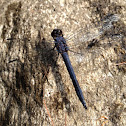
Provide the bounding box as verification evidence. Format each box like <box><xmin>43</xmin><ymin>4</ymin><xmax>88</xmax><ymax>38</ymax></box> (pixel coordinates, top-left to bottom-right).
<box><xmin>62</xmin><ymin>52</ymin><xmax>87</xmax><ymax>109</ymax></box>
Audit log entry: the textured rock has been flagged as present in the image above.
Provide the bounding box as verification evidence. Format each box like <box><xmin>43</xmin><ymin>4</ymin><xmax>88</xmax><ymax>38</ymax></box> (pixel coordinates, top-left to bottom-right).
<box><xmin>0</xmin><ymin>0</ymin><xmax>126</xmax><ymax>126</ymax></box>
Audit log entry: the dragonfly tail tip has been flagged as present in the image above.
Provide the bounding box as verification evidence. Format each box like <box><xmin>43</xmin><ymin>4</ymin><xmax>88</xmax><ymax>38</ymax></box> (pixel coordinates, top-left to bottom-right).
<box><xmin>83</xmin><ymin>104</ymin><xmax>87</xmax><ymax>109</ymax></box>
<box><xmin>85</xmin><ymin>106</ymin><xmax>88</xmax><ymax>110</ymax></box>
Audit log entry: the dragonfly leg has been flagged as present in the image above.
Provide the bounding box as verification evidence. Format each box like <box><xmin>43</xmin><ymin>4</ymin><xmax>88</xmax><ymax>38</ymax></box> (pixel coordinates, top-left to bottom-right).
<box><xmin>52</xmin><ymin>45</ymin><xmax>56</xmax><ymax>50</ymax></box>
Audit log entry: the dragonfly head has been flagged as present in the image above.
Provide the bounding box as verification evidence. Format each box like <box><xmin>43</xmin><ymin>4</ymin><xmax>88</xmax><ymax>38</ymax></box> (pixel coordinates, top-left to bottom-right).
<box><xmin>51</xmin><ymin>29</ymin><xmax>63</xmax><ymax>40</ymax></box>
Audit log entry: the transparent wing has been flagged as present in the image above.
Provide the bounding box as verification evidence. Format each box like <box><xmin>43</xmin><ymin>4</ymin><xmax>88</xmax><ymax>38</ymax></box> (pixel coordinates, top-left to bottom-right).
<box><xmin>66</xmin><ymin>14</ymin><xmax>120</xmax><ymax>47</ymax></box>
<box><xmin>63</xmin><ymin>14</ymin><xmax>123</xmax><ymax>64</ymax></box>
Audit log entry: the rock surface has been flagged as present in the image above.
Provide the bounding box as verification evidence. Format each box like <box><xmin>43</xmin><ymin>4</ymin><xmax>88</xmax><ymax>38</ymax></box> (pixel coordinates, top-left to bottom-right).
<box><xmin>0</xmin><ymin>0</ymin><xmax>126</xmax><ymax>126</ymax></box>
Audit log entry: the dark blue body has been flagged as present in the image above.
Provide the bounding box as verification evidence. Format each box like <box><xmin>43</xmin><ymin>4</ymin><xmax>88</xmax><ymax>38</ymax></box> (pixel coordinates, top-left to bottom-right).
<box><xmin>54</xmin><ymin>36</ymin><xmax>87</xmax><ymax>109</ymax></box>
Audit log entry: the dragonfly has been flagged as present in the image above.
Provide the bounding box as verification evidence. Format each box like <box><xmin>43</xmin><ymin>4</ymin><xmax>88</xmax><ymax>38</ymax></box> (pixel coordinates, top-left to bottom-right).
<box><xmin>48</xmin><ymin>14</ymin><xmax>121</xmax><ymax>109</ymax></box>
<box><xmin>51</xmin><ymin>29</ymin><xmax>87</xmax><ymax>109</ymax></box>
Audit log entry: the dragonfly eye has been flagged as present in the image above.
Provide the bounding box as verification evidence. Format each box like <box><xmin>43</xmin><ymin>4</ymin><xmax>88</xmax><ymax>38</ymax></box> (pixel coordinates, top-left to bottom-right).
<box><xmin>51</xmin><ymin>29</ymin><xmax>63</xmax><ymax>38</ymax></box>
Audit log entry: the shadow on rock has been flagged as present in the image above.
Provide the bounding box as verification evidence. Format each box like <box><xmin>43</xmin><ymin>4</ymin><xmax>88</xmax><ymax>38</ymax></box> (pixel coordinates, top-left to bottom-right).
<box><xmin>35</xmin><ymin>32</ymin><xmax>71</xmax><ymax>114</ymax></box>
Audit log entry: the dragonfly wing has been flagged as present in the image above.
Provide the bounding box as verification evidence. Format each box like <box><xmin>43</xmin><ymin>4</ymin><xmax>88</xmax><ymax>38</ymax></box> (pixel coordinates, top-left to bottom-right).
<box><xmin>66</xmin><ymin>14</ymin><xmax>120</xmax><ymax>47</ymax></box>
<box><xmin>66</xmin><ymin>14</ymin><xmax>121</xmax><ymax>63</ymax></box>
<box><xmin>66</xmin><ymin>14</ymin><xmax>120</xmax><ymax>57</ymax></box>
